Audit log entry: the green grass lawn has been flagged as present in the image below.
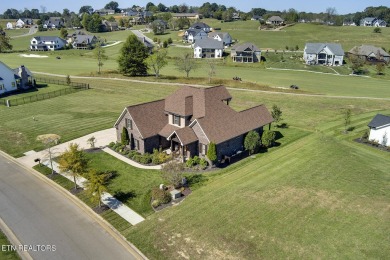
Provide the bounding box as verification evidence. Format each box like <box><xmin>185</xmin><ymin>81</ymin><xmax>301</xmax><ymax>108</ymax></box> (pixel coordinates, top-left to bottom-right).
<box><xmin>0</xmin><ymin>230</ymin><xmax>19</xmax><ymax>260</ymax></box>
<box><xmin>85</xmin><ymin>151</ymin><xmax>163</xmax><ymax>217</ymax></box>
<box><xmin>0</xmin><ymin>84</ymin><xmax>71</xmax><ymax>103</ymax></box>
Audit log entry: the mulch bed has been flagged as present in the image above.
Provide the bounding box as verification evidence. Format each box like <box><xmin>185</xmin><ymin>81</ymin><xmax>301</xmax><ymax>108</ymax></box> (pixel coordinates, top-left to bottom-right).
<box><xmin>354</xmin><ymin>138</ymin><xmax>390</xmax><ymax>153</ymax></box>
<box><xmin>153</xmin><ymin>187</ymin><xmax>192</xmax><ymax>212</ymax></box>
<box><xmin>69</xmin><ymin>187</ymin><xmax>84</xmax><ymax>195</ymax></box>
<box><xmin>92</xmin><ymin>205</ymin><xmax>110</xmax><ymax>214</ymax></box>
<box><xmin>84</xmin><ymin>148</ymin><xmax>103</xmax><ymax>153</ymax></box>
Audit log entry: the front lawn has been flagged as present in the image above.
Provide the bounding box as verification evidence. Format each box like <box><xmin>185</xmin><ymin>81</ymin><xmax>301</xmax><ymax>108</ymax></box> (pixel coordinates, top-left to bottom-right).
<box><xmin>85</xmin><ymin>151</ymin><xmax>163</xmax><ymax>217</ymax></box>
<box><xmin>0</xmin><ymin>230</ymin><xmax>19</xmax><ymax>260</ymax></box>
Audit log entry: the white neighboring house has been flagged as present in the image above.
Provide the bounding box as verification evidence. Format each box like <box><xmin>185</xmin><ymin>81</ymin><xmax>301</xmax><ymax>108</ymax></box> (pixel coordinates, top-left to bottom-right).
<box><xmin>30</xmin><ymin>36</ymin><xmax>67</xmax><ymax>51</ymax></box>
<box><xmin>368</xmin><ymin>114</ymin><xmax>390</xmax><ymax>146</ymax></box>
<box><xmin>304</xmin><ymin>43</ymin><xmax>344</xmax><ymax>66</ymax></box>
<box><xmin>0</xmin><ymin>62</ymin><xmax>33</xmax><ymax>95</ymax></box>
<box><xmin>360</xmin><ymin>17</ymin><xmax>387</xmax><ymax>27</ymax></box>
<box><xmin>194</xmin><ymin>38</ymin><xmax>224</xmax><ymax>59</ymax></box>
<box><xmin>15</xmin><ymin>19</ymin><xmax>25</xmax><ymax>28</ymax></box>
<box><xmin>183</xmin><ymin>29</ymin><xmax>208</xmax><ymax>43</ymax></box>
<box><xmin>208</xmin><ymin>32</ymin><xmax>233</xmax><ymax>46</ymax></box>
<box><xmin>6</xmin><ymin>22</ymin><xmax>14</xmax><ymax>29</ymax></box>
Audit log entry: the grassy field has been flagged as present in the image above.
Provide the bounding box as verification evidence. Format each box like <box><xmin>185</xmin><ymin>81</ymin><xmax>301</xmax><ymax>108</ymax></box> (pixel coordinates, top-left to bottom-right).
<box><xmin>0</xmin><ymin>84</ymin><xmax>71</xmax><ymax>103</ymax></box>
<box><xmin>85</xmin><ymin>151</ymin><xmax>163</xmax><ymax>217</ymax></box>
<box><xmin>0</xmin><ymin>230</ymin><xmax>19</xmax><ymax>260</ymax></box>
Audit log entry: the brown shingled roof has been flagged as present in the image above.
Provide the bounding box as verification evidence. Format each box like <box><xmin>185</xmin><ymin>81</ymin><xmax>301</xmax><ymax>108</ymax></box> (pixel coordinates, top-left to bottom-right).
<box><xmin>159</xmin><ymin>124</ymin><xmax>180</xmax><ymax>138</ymax></box>
<box><xmin>126</xmin><ymin>99</ymin><xmax>167</xmax><ymax>138</ymax></box>
<box><xmin>171</xmin><ymin>127</ymin><xmax>198</xmax><ymax>145</ymax></box>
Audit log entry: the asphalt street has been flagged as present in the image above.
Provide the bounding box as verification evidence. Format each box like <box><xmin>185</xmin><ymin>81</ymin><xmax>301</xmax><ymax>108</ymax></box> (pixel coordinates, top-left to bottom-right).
<box><xmin>0</xmin><ymin>153</ymin><xmax>140</xmax><ymax>260</ymax></box>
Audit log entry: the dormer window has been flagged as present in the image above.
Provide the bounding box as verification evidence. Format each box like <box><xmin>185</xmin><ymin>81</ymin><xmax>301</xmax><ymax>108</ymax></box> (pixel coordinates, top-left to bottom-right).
<box><xmin>173</xmin><ymin>115</ymin><xmax>181</xmax><ymax>126</ymax></box>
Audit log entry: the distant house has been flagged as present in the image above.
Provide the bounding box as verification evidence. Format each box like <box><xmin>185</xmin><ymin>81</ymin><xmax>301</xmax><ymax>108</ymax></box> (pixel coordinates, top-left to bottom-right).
<box><xmin>183</xmin><ymin>29</ymin><xmax>208</xmax><ymax>43</ymax></box>
<box><xmin>194</xmin><ymin>38</ymin><xmax>224</xmax><ymax>59</ymax></box>
<box><xmin>348</xmin><ymin>45</ymin><xmax>390</xmax><ymax>64</ymax></box>
<box><xmin>251</xmin><ymin>15</ymin><xmax>262</xmax><ymax>21</ymax></box>
<box><xmin>343</xmin><ymin>21</ymin><xmax>356</xmax><ymax>26</ymax></box>
<box><xmin>71</xmin><ymin>34</ymin><xmax>97</xmax><ymax>49</ymax></box>
<box><xmin>15</xmin><ymin>18</ymin><xmax>33</xmax><ymax>28</ymax></box>
<box><xmin>266</xmin><ymin>16</ymin><xmax>284</xmax><ymax>25</ymax></box>
<box><xmin>303</xmin><ymin>43</ymin><xmax>344</xmax><ymax>66</ymax></box>
<box><xmin>360</xmin><ymin>17</ymin><xmax>387</xmax><ymax>27</ymax></box>
<box><xmin>102</xmin><ymin>20</ymin><xmax>118</xmax><ymax>31</ymax></box>
<box><xmin>232</xmin><ymin>13</ymin><xmax>240</xmax><ymax>20</ymax></box>
<box><xmin>368</xmin><ymin>114</ymin><xmax>390</xmax><ymax>146</ymax></box>
<box><xmin>43</xmin><ymin>17</ymin><xmax>64</xmax><ymax>29</ymax></box>
<box><xmin>189</xmin><ymin>22</ymin><xmax>211</xmax><ymax>33</ymax></box>
<box><xmin>30</xmin><ymin>36</ymin><xmax>67</xmax><ymax>51</ymax></box>
<box><xmin>6</xmin><ymin>22</ymin><xmax>14</xmax><ymax>29</ymax></box>
<box><xmin>0</xmin><ymin>61</ymin><xmax>33</xmax><ymax>95</ymax></box>
<box><xmin>231</xmin><ymin>42</ymin><xmax>261</xmax><ymax>63</ymax></box>
<box><xmin>122</xmin><ymin>9</ymin><xmax>138</xmax><ymax>17</ymax></box>
<box><xmin>208</xmin><ymin>32</ymin><xmax>232</xmax><ymax>46</ymax></box>
<box><xmin>95</xmin><ymin>9</ymin><xmax>115</xmax><ymax>16</ymax></box>
<box><xmin>129</xmin><ymin>11</ymin><xmax>153</xmax><ymax>25</ymax></box>
<box><xmin>150</xmin><ymin>19</ymin><xmax>168</xmax><ymax>32</ymax></box>
<box><xmin>114</xmin><ymin>85</ymin><xmax>273</xmax><ymax>162</ymax></box>
<box><xmin>138</xmin><ymin>37</ymin><xmax>154</xmax><ymax>53</ymax></box>
<box><xmin>172</xmin><ymin>13</ymin><xmax>202</xmax><ymax>19</ymax></box>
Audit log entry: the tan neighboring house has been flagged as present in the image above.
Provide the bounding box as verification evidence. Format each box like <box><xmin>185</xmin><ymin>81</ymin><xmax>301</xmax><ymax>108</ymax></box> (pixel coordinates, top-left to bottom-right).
<box><xmin>172</xmin><ymin>13</ymin><xmax>202</xmax><ymax>19</ymax></box>
<box><xmin>266</xmin><ymin>16</ymin><xmax>284</xmax><ymax>25</ymax></box>
<box><xmin>102</xmin><ymin>20</ymin><xmax>118</xmax><ymax>31</ymax></box>
<box><xmin>348</xmin><ymin>45</ymin><xmax>390</xmax><ymax>64</ymax></box>
<box><xmin>231</xmin><ymin>42</ymin><xmax>261</xmax><ymax>63</ymax></box>
<box><xmin>114</xmin><ymin>86</ymin><xmax>273</xmax><ymax>162</ymax></box>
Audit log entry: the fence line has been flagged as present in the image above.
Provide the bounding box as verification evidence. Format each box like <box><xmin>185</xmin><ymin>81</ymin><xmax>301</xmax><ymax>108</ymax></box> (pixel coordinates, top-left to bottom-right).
<box><xmin>1</xmin><ymin>78</ymin><xmax>90</xmax><ymax>107</ymax></box>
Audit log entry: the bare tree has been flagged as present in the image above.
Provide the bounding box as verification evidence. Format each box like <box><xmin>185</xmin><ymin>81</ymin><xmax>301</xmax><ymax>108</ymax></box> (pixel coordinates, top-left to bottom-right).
<box><xmin>93</xmin><ymin>39</ymin><xmax>108</xmax><ymax>74</ymax></box>
<box><xmin>175</xmin><ymin>52</ymin><xmax>198</xmax><ymax>77</ymax></box>
<box><xmin>36</xmin><ymin>134</ymin><xmax>61</xmax><ymax>174</ymax></box>
<box><xmin>40</xmin><ymin>5</ymin><xmax>47</xmax><ymax>14</ymax></box>
<box><xmin>325</xmin><ymin>7</ymin><xmax>337</xmax><ymax>24</ymax></box>
<box><xmin>206</xmin><ymin>60</ymin><xmax>217</xmax><ymax>83</ymax></box>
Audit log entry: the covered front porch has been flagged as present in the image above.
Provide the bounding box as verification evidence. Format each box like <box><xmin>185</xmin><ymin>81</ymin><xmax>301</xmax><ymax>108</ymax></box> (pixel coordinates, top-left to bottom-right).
<box><xmin>166</xmin><ymin>129</ymin><xmax>199</xmax><ymax>162</ymax></box>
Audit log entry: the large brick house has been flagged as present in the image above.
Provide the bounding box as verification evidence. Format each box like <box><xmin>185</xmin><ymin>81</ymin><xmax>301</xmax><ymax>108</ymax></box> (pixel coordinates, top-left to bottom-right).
<box><xmin>114</xmin><ymin>86</ymin><xmax>273</xmax><ymax>162</ymax></box>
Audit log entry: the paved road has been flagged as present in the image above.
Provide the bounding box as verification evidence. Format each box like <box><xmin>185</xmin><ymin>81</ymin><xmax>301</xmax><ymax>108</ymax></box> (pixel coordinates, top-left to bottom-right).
<box><xmin>0</xmin><ymin>153</ymin><xmax>141</xmax><ymax>260</ymax></box>
<box><xmin>11</xmin><ymin>26</ymin><xmax>38</xmax><ymax>39</ymax></box>
<box><xmin>130</xmin><ymin>29</ymin><xmax>154</xmax><ymax>45</ymax></box>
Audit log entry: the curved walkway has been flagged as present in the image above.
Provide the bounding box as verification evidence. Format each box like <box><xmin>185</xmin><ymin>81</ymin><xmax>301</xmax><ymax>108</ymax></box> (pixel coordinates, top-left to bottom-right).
<box><xmin>103</xmin><ymin>148</ymin><xmax>162</xmax><ymax>170</ymax></box>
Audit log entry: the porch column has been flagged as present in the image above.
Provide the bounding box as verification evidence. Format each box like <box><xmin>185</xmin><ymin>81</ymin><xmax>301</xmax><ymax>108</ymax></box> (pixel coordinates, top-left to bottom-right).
<box><xmin>181</xmin><ymin>145</ymin><xmax>185</xmax><ymax>162</ymax></box>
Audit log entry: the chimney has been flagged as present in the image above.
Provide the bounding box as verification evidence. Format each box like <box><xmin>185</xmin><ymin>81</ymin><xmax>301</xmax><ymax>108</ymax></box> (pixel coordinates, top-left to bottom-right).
<box><xmin>18</xmin><ymin>65</ymin><xmax>28</xmax><ymax>89</ymax></box>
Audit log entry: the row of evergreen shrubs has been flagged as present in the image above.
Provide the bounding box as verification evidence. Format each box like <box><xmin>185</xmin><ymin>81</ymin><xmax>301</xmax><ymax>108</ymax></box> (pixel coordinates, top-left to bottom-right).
<box><xmin>186</xmin><ymin>156</ymin><xmax>208</xmax><ymax>170</ymax></box>
<box><xmin>108</xmin><ymin>142</ymin><xmax>171</xmax><ymax>165</ymax></box>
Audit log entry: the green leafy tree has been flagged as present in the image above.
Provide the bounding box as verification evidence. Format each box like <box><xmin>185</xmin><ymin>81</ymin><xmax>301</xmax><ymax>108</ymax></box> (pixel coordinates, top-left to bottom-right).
<box><xmin>85</xmin><ymin>169</ymin><xmax>108</xmax><ymax>208</ymax></box>
<box><xmin>175</xmin><ymin>52</ymin><xmax>198</xmax><ymax>77</ymax></box>
<box><xmin>161</xmin><ymin>161</ymin><xmax>184</xmax><ymax>188</ymax></box>
<box><xmin>118</xmin><ymin>35</ymin><xmax>149</xmax><ymax>76</ymax></box>
<box><xmin>0</xmin><ymin>33</ymin><xmax>12</xmax><ymax>53</ymax></box>
<box><xmin>261</xmin><ymin>131</ymin><xmax>276</xmax><ymax>148</ymax></box>
<box><xmin>376</xmin><ymin>63</ymin><xmax>385</xmax><ymax>75</ymax></box>
<box><xmin>60</xmin><ymin>28</ymin><xmax>68</xmax><ymax>38</ymax></box>
<box><xmin>151</xmin><ymin>20</ymin><xmax>165</xmax><ymax>35</ymax></box>
<box><xmin>121</xmin><ymin>126</ymin><xmax>129</xmax><ymax>145</ymax></box>
<box><xmin>349</xmin><ymin>55</ymin><xmax>365</xmax><ymax>74</ymax></box>
<box><xmin>66</xmin><ymin>75</ymin><xmax>71</xmax><ymax>85</ymax></box>
<box><xmin>147</xmin><ymin>49</ymin><xmax>168</xmax><ymax>78</ymax></box>
<box><xmin>58</xmin><ymin>143</ymin><xmax>89</xmax><ymax>189</ymax></box>
<box><xmin>93</xmin><ymin>39</ymin><xmax>108</xmax><ymax>74</ymax></box>
<box><xmin>104</xmin><ymin>1</ymin><xmax>119</xmax><ymax>12</ymax></box>
<box><xmin>163</xmin><ymin>40</ymin><xmax>168</xmax><ymax>48</ymax></box>
<box><xmin>271</xmin><ymin>105</ymin><xmax>283</xmax><ymax>125</ymax></box>
<box><xmin>344</xmin><ymin>108</ymin><xmax>352</xmax><ymax>131</ymax></box>
<box><xmin>36</xmin><ymin>134</ymin><xmax>61</xmax><ymax>175</ymax></box>
<box><xmin>206</xmin><ymin>142</ymin><xmax>217</xmax><ymax>164</ymax></box>
<box><xmin>244</xmin><ymin>131</ymin><xmax>260</xmax><ymax>154</ymax></box>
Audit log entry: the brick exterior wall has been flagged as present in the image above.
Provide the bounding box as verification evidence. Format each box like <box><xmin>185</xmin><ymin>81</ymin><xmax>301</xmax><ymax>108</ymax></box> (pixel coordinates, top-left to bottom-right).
<box><xmin>116</xmin><ymin>110</ymin><xmax>145</xmax><ymax>153</ymax></box>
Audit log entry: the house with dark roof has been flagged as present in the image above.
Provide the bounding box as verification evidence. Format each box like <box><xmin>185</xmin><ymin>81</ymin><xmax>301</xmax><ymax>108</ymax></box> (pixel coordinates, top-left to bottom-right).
<box><xmin>368</xmin><ymin>114</ymin><xmax>390</xmax><ymax>146</ymax></box>
<box><xmin>360</xmin><ymin>17</ymin><xmax>387</xmax><ymax>27</ymax></box>
<box><xmin>194</xmin><ymin>38</ymin><xmax>224</xmax><ymax>58</ymax></box>
<box><xmin>114</xmin><ymin>86</ymin><xmax>273</xmax><ymax>162</ymax></box>
<box><xmin>137</xmin><ymin>37</ymin><xmax>154</xmax><ymax>53</ymax></box>
<box><xmin>189</xmin><ymin>22</ymin><xmax>211</xmax><ymax>33</ymax></box>
<box><xmin>231</xmin><ymin>42</ymin><xmax>261</xmax><ymax>63</ymax></box>
<box><xmin>183</xmin><ymin>29</ymin><xmax>208</xmax><ymax>43</ymax></box>
<box><xmin>304</xmin><ymin>43</ymin><xmax>344</xmax><ymax>66</ymax></box>
<box><xmin>30</xmin><ymin>36</ymin><xmax>67</xmax><ymax>51</ymax></box>
<box><xmin>266</xmin><ymin>16</ymin><xmax>284</xmax><ymax>25</ymax></box>
<box><xmin>0</xmin><ymin>62</ymin><xmax>33</xmax><ymax>95</ymax></box>
<box><xmin>70</xmin><ymin>33</ymin><xmax>97</xmax><ymax>49</ymax></box>
<box><xmin>208</xmin><ymin>32</ymin><xmax>232</xmax><ymax>46</ymax></box>
<box><xmin>102</xmin><ymin>20</ymin><xmax>118</xmax><ymax>31</ymax></box>
<box><xmin>348</xmin><ymin>45</ymin><xmax>390</xmax><ymax>64</ymax></box>
<box><xmin>95</xmin><ymin>9</ymin><xmax>115</xmax><ymax>16</ymax></box>
<box><xmin>43</xmin><ymin>17</ymin><xmax>64</xmax><ymax>29</ymax></box>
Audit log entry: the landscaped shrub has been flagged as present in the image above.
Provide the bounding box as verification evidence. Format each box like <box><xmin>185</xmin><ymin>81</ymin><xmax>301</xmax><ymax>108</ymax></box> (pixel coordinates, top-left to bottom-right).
<box><xmin>151</xmin><ymin>199</ymin><xmax>161</xmax><ymax>208</ymax></box>
<box><xmin>186</xmin><ymin>157</ymin><xmax>196</xmax><ymax>168</ymax></box>
<box><xmin>152</xmin><ymin>149</ymin><xmax>170</xmax><ymax>165</ymax></box>
<box><xmin>151</xmin><ymin>187</ymin><xmax>171</xmax><ymax>204</ymax></box>
<box><xmin>133</xmin><ymin>154</ymin><xmax>143</xmax><ymax>163</ymax></box>
<box><xmin>198</xmin><ymin>158</ymin><xmax>208</xmax><ymax>170</ymax></box>
<box><xmin>139</xmin><ymin>153</ymin><xmax>152</xmax><ymax>164</ymax></box>
<box><xmin>108</xmin><ymin>142</ymin><xmax>115</xmax><ymax>148</ymax></box>
<box><xmin>261</xmin><ymin>130</ymin><xmax>276</xmax><ymax>148</ymax></box>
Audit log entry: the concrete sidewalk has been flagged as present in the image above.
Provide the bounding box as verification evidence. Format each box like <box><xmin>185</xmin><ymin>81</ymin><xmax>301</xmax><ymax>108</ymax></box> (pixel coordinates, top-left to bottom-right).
<box><xmin>103</xmin><ymin>148</ymin><xmax>162</xmax><ymax>170</ymax></box>
<box><xmin>42</xmin><ymin>159</ymin><xmax>145</xmax><ymax>225</ymax></box>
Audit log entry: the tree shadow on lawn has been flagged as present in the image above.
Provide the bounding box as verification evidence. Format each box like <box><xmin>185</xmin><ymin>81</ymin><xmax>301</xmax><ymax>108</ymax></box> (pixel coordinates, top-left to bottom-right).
<box><xmin>0</xmin><ymin>84</ymin><xmax>49</xmax><ymax>98</ymax></box>
<box><xmin>114</xmin><ymin>191</ymin><xmax>137</xmax><ymax>203</ymax></box>
<box><xmin>185</xmin><ymin>174</ymin><xmax>208</xmax><ymax>189</ymax></box>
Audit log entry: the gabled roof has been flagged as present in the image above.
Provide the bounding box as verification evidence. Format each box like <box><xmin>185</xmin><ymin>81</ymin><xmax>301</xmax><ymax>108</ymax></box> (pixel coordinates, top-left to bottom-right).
<box><xmin>348</xmin><ymin>45</ymin><xmax>390</xmax><ymax>57</ymax></box>
<box><xmin>267</xmin><ymin>16</ymin><xmax>284</xmax><ymax>22</ymax></box>
<box><xmin>73</xmin><ymin>35</ymin><xmax>96</xmax><ymax>44</ymax></box>
<box><xmin>368</xmin><ymin>114</ymin><xmax>390</xmax><ymax>128</ymax></box>
<box><xmin>169</xmin><ymin>128</ymin><xmax>198</xmax><ymax>145</ymax></box>
<box><xmin>190</xmin><ymin>22</ymin><xmax>210</xmax><ymax>29</ymax></box>
<box><xmin>208</xmin><ymin>32</ymin><xmax>230</xmax><ymax>39</ymax></box>
<box><xmin>186</xmin><ymin>29</ymin><xmax>205</xmax><ymax>36</ymax></box>
<box><xmin>115</xmin><ymin>100</ymin><xmax>167</xmax><ymax>139</ymax></box>
<box><xmin>361</xmin><ymin>17</ymin><xmax>376</xmax><ymax>22</ymax></box>
<box><xmin>13</xmin><ymin>66</ymin><xmax>33</xmax><ymax>77</ymax></box>
<box><xmin>231</xmin><ymin>42</ymin><xmax>260</xmax><ymax>52</ymax></box>
<box><xmin>137</xmin><ymin>37</ymin><xmax>154</xmax><ymax>48</ymax></box>
<box><xmin>32</xmin><ymin>36</ymin><xmax>66</xmax><ymax>43</ymax></box>
<box><xmin>194</xmin><ymin>38</ymin><xmax>224</xmax><ymax>49</ymax></box>
<box><xmin>304</xmin><ymin>43</ymin><xmax>344</xmax><ymax>56</ymax></box>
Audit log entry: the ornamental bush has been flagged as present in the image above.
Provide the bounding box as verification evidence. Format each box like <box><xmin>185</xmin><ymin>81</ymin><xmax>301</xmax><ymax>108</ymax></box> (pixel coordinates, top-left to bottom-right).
<box><xmin>151</xmin><ymin>187</ymin><xmax>171</xmax><ymax>204</ymax></box>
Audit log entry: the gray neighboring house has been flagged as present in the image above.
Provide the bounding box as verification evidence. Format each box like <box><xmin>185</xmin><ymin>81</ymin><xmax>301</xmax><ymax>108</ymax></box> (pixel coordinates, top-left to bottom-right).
<box><xmin>95</xmin><ymin>9</ymin><xmax>115</xmax><ymax>16</ymax></box>
<box><xmin>303</xmin><ymin>43</ymin><xmax>344</xmax><ymax>66</ymax></box>
<box><xmin>208</xmin><ymin>32</ymin><xmax>233</xmax><ymax>46</ymax></box>
<box><xmin>360</xmin><ymin>17</ymin><xmax>387</xmax><ymax>27</ymax></box>
<box><xmin>231</xmin><ymin>42</ymin><xmax>261</xmax><ymax>63</ymax></box>
<box><xmin>102</xmin><ymin>20</ymin><xmax>118</xmax><ymax>31</ymax></box>
<box><xmin>43</xmin><ymin>17</ymin><xmax>64</xmax><ymax>29</ymax></box>
<box><xmin>114</xmin><ymin>86</ymin><xmax>273</xmax><ymax>162</ymax></box>
<box><xmin>30</xmin><ymin>36</ymin><xmax>67</xmax><ymax>51</ymax></box>
<box><xmin>348</xmin><ymin>45</ymin><xmax>390</xmax><ymax>64</ymax></box>
<box><xmin>266</xmin><ymin>16</ymin><xmax>284</xmax><ymax>25</ymax></box>
<box><xmin>194</xmin><ymin>38</ymin><xmax>224</xmax><ymax>58</ymax></box>
<box><xmin>189</xmin><ymin>22</ymin><xmax>211</xmax><ymax>33</ymax></box>
<box><xmin>71</xmin><ymin>34</ymin><xmax>98</xmax><ymax>49</ymax></box>
<box><xmin>183</xmin><ymin>29</ymin><xmax>208</xmax><ymax>43</ymax></box>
